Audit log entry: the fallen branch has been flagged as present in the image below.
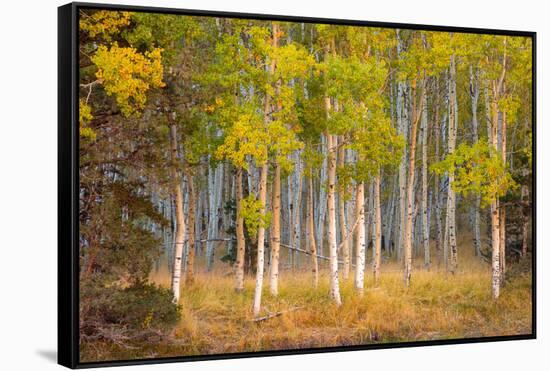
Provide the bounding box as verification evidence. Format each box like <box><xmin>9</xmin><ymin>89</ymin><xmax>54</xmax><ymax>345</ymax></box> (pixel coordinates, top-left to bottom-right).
<box><xmin>252</xmin><ymin>307</ymin><xmax>303</xmax><ymax>322</ymax></box>
<box><xmin>280</xmin><ymin>243</ymin><xmax>354</xmax><ymax>267</ymax></box>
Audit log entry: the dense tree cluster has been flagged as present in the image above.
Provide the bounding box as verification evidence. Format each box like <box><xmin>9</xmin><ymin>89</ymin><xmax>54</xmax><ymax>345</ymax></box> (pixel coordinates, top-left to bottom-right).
<box><xmin>78</xmin><ymin>8</ymin><xmax>533</xmax><ymax>336</ymax></box>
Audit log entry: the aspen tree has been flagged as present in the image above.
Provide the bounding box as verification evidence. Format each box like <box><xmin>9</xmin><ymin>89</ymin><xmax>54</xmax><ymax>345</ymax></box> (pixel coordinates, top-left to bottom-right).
<box><xmin>447</xmin><ymin>53</ymin><xmax>458</xmax><ymax>274</ymax></box>
<box><xmin>354</xmin><ymin>182</ymin><xmax>366</xmax><ymax>294</ymax></box>
<box><xmin>420</xmin><ymin>89</ymin><xmax>430</xmax><ymax>269</ymax></box>
<box><xmin>168</xmin><ymin>116</ymin><xmax>186</xmax><ymax>303</ymax></box>
<box><xmin>185</xmin><ymin>173</ymin><xmax>196</xmax><ymax>284</ymax></box>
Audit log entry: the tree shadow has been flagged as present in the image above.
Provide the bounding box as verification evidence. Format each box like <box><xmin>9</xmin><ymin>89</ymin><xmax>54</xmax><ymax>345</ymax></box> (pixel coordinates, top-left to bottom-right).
<box><xmin>36</xmin><ymin>350</ymin><xmax>57</xmax><ymax>363</ymax></box>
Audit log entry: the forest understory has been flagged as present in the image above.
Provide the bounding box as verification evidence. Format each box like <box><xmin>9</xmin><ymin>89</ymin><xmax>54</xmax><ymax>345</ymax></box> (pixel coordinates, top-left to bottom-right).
<box><xmin>80</xmin><ymin>237</ymin><xmax>532</xmax><ymax>362</ymax></box>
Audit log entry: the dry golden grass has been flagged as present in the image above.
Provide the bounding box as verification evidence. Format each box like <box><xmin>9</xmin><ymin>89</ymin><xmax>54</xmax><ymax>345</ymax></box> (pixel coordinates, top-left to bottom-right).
<box><xmin>80</xmin><ymin>243</ymin><xmax>531</xmax><ymax>362</ymax></box>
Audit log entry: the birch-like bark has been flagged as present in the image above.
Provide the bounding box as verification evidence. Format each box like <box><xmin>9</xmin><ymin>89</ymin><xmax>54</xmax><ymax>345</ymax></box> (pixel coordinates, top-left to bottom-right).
<box><xmin>338</xmin><ymin>139</ymin><xmax>350</xmax><ymax>280</ymax></box>
<box><xmin>252</xmin><ymin>161</ymin><xmax>268</xmax><ymax>316</ymax></box>
<box><xmin>499</xmin><ymin>110</ymin><xmax>507</xmax><ymax>281</ymax></box>
<box><xmin>185</xmin><ymin>174</ymin><xmax>196</xmax><ymax>284</ymax></box>
<box><xmin>386</xmin><ymin>178</ymin><xmax>397</xmax><ymax>255</ymax></box>
<box><xmin>469</xmin><ymin>66</ymin><xmax>482</xmax><ymax>257</ymax></box>
<box><xmin>447</xmin><ymin>56</ymin><xmax>458</xmax><ymax>274</ymax></box>
<box><xmin>287</xmin><ymin>174</ymin><xmax>294</xmax><ymax>268</ymax></box>
<box><xmin>269</xmin><ymin>162</ymin><xmax>281</xmax><ymax>295</ymax></box>
<box><xmin>373</xmin><ymin>173</ymin><xmax>382</xmax><ymax>285</ymax></box>
<box><xmin>308</xmin><ymin>177</ymin><xmax>319</xmax><ymax>288</ymax></box>
<box><xmin>403</xmin><ymin>81</ymin><xmax>424</xmax><ymax>287</ymax></box>
<box><xmin>434</xmin><ymin>103</ymin><xmax>443</xmax><ymax>260</ymax></box>
<box><xmin>499</xmin><ymin>208</ymin><xmax>506</xmax><ymax>279</ymax></box>
<box><xmin>365</xmin><ymin>183</ymin><xmax>373</xmax><ymax>261</ymax></box>
<box><xmin>397</xmin><ymin>83</ymin><xmax>407</xmax><ymax>263</ymax></box>
<box><xmin>491</xmin><ymin>200</ymin><xmax>501</xmax><ymax>299</ymax></box>
<box><xmin>169</xmin><ymin>121</ymin><xmax>186</xmax><ymax>303</ymax></box>
<box><xmin>253</xmin><ymin>22</ymin><xmax>277</xmax><ymax>315</ymax></box>
<box><xmin>234</xmin><ymin>168</ymin><xmax>246</xmax><ymax>292</ymax></box>
<box><xmin>206</xmin><ymin>162</ymin><xmax>223</xmax><ymax>271</ymax></box>
<box><xmin>421</xmin><ymin>90</ymin><xmax>430</xmax><ymax>269</ymax></box>
<box><xmin>490</xmin><ymin>93</ymin><xmax>502</xmax><ymax>299</ymax></box>
<box><xmin>327</xmin><ymin>132</ymin><xmax>342</xmax><ymax>305</ymax></box>
<box><xmin>293</xmin><ymin>153</ymin><xmax>303</xmax><ymax>267</ymax></box>
<box><xmin>396</xmin><ymin>31</ymin><xmax>408</xmax><ymax>263</ymax></box>
<box><xmin>317</xmin><ymin>135</ymin><xmax>328</xmax><ymax>257</ymax></box>
<box><xmin>354</xmin><ymin>182</ymin><xmax>366</xmax><ymax>295</ymax></box>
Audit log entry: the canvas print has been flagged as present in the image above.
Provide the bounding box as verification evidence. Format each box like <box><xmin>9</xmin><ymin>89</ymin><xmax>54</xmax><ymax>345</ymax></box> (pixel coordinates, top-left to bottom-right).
<box><xmin>77</xmin><ymin>6</ymin><xmax>534</xmax><ymax>363</ymax></box>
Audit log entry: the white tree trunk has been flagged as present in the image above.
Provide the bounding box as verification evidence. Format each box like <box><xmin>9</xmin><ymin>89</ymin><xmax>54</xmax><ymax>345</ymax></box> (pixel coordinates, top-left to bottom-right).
<box><xmin>499</xmin><ymin>110</ymin><xmax>507</xmax><ymax>281</ymax></box>
<box><xmin>386</xmin><ymin>178</ymin><xmax>397</xmax><ymax>254</ymax></box>
<box><xmin>469</xmin><ymin>66</ymin><xmax>482</xmax><ymax>257</ymax></box>
<box><xmin>317</xmin><ymin>135</ymin><xmax>328</xmax><ymax>257</ymax></box>
<box><xmin>338</xmin><ymin>140</ymin><xmax>350</xmax><ymax>280</ymax></box>
<box><xmin>490</xmin><ymin>79</ymin><xmax>503</xmax><ymax>299</ymax></box>
<box><xmin>308</xmin><ymin>177</ymin><xmax>319</xmax><ymax>288</ymax></box>
<box><xmin>235</xmin><ymin>168</ymin><xmax>246</xmax><ymax>292</ymax></box>
<box><xmin>396</xmin><ymin>32</ymin><xmax>408</xmax><ymax>263</ymax></box>
<box><xmin>447</xmin><ymin>58</ymin><xmax>458</xmax><ymax>274</ymax></box>
<box><xmin>403</xmin><ymin>83</ymin><xmax>423</xmax><ymax>287</ymax></box>
<box><xmin>206</xmin><ymin>161</ymin><xmax>223</xmax><ymax>271</ymax></box>
<box><xmin>354</xmin><ymin>182</ymin><xmax>366</xmax><ymax>294</ymax></box>
<box><xmin>491</xmin><ymin>201</ymin><xmax>501</xmax><ymax>299</ymax></box>
<box><xmin>293</xmin><ymin>152</ymin><xmax>303</xmax><ymax>268</ymax></box>
<box><xmin>327</xmin><ymin>132</ymin><xmax>342</xmax><ymax>305</ymax></box>
<box><xmin>169</xmin><ymin>122</ymin><xmax>186</xmax><ymax>303</ymax></box>
<box><xmin>397</xmin><ymin>83</ymin><xmax>407</xmax><ymax>263</ymax></box>
<box><xmin>287</xmin><ymin>174</ymin><xmax>294</xmax><ymax>268</ymax></box>
<box><xmin>269</xmin><ymin>163</ymin><xmax>281</xmax><ymax>295</ymax></box>
<box><xmin>185</xmin><ymin>174</ymin><xmax>196</xmax><ymax>284</ymax></box>
<box><xmin>373</xmin><ymin>173</ymin><xmax>382</xmax><ymax>285</ymax></box>
<box><xmin>421</xmin><ymin>91</ymin><xmax>430</xmax><ymax>269</ymax></box>
<box><xmin>252</xmin><ymin>161</ymin><xmax>269</xmax><ymax>316</ymax></box>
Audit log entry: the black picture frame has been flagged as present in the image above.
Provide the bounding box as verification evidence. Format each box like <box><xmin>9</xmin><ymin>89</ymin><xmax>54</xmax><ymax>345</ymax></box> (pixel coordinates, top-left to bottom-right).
<box><xmin>58</xmin><ymin>2</ymin><xmax>537</xmax><ymax>368</ymax></box>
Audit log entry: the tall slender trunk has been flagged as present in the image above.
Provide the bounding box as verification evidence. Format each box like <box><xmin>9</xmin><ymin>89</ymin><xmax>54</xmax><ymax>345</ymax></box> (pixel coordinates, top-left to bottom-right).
<box><xmin>355</xmin><ymin>182</ymin><xmax>366</xmax><ymax>294</ymax></box>
<box><xmin>327</xmin><ymin>132</ymin><xmax>342</xmax><ymax>305</ymax></box>
<box><xmin>403</xmin><ymin>81</ymin><xmax>424</xmax><ymax>287</ymax></box>
<box><xmin>373</xmin><ymin>173</ymin><xmax>382</xmax><ymax>285</ymax></box>
<box><xmin>490</xmin><ymin>96</ymin><xmax>501</xmax><ymax>299</ymax></box>
<box><xmin>338</xmin><ymin>139</ymin><xmax>350</xmax><ymax>280</ymax></box>
<box><xmin>252</xmin><ymin>161</ymin><xmax>268</xmax><ymax>316</ymax></box>
<box><xmin>169</xmin><ymin>122</ymin><xmax>186</xmax><ymax>303</ymax></box>
<box><xmin>421</xmin><ymin>90</ymin><xmax>430</xmax><ymax>269</ymax></box>
<box><xmin>317</xmin><ymin>135</ymin><xmax>328</xmax><ymax>257</ymax></box>
<box><xmin>206</xmin><ymin>162</ymin><xmax>223</xmax><ymax>271</ymax></box>
<box><xmin>308</xmin><ymin>177</ymin><xmax>319</xmax><ymax>288</ymax></box>
<box><xmin>491</xmin><ymin>200</ymin><xmax>501</xmax><ymax>299</ymax></box>
<box><xmin>185</xmin><ymin>174</ymin><xmax>196</xmax><ymax>284</ymax></box>
<box><xmin>397</xmin><ymin>83</ymin><xmax>407</xmax><ymax>263</ymax></box>
<box><xmin>234</xmin><ymin>168</ymin><xmax>246</xmax><ymax>291</ymax></box>
<box><xmin>469</xmin><ymin>66</ymin><xmax>482</xmax><ymax>256</ymax></box>
<box><xmin>499</xmin><ymin>110</ymin><xmax>507</xmax><ymax>281</ymax></box>
<box><xmin>269</xmin><ymin>163</ymin><xmax>281</xmax><ymax>295</ymax></box>
<box><xmin>287</xmin><ymin>174</ymin><xmax>294</xmax><ymax>268</ymax></box>
<box><xmin>443</xmin><ymin>190</ymin><xmax>449</xmax><ymax>269</ymax></box>
<box><xmin>396</xmin><ymin>32</ymin><xmax>408</xmax><ymax>264</ymax></box>
<box><xmin>447</xmin><ymin>57</ymin><xmax>458</xmax><ymax>274</ymax></box>
<box><xmin>386</xmin><ymin>178</ymin><xmax>397</xmax><ymax>254</ymax></box>
<box><xmin>499</xmin><ymin>208</ymin><xmax>506</xmax><ymax>279</ymax></box>
<box><xmin>434</xmin><ymin>95</ymin><xmax>443</xmax><ymax>265</ymax></box>
<box><xmin>253</xmin><ymin>21</ymin><xmax>277</xmax><ymax>315</ymax></box>
<box><xmin>293</xmin><ymin>154</ymin><xmax>303</xmax><ymax>268</ymax></box>
<box><xmin>365</xmin><ymin>183</ymin><xmax>373</xmax><ymax>261</ymax></box>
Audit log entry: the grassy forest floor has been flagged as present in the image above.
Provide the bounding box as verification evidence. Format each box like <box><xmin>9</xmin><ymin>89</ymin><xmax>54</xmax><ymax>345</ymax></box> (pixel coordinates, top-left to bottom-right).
<box><xmin>80</xmin><ymin>239</ymin><xmax>533</xmax><ymax>362</ymax></box>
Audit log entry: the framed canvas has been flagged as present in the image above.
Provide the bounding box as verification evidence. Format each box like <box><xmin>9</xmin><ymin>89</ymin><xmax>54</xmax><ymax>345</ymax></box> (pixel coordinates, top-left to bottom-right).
<box><xmin>58</xmin><ymin>2</ymin><xmax>536</xmax><ymax>368</ymax></box>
